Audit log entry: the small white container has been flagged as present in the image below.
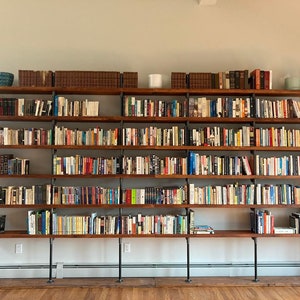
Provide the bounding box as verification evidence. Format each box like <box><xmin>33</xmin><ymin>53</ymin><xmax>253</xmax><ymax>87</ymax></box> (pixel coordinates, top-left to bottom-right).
<box><xmin>285</xmin><ymin>77</ymin><xmax>300</xmax><ymax>90</ymax></box>
<box><xmin>148</xmin><ymin>74</ymin><xmax>162</xmax><ymax>88</ymax></box>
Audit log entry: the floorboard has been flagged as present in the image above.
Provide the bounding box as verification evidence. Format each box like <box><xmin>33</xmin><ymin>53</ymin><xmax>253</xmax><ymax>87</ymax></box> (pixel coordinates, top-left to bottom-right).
<box><xmin>0</xmin><ymin>277</ymin><xmax>300</xmax><ymax>300</ymax></box>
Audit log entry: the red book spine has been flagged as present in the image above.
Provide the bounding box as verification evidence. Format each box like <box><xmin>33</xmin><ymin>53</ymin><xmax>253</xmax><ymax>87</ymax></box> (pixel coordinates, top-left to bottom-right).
<box><xmin>250</xmin><ymin>69</ymin><xmax>260</xmax><ymax>89</ymax></box>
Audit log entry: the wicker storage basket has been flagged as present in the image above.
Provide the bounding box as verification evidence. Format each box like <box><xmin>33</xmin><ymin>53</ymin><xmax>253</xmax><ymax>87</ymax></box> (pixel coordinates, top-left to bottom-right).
<box><xmin>171</xmin><ymin>72</ymin><xmax>187</xmax><ymax>89</ymax></box>
<box><xmin>0</xmin><ymin>72</ymin><xmax>14</xmax><ymax>86</ymax></box>
<box><xmin>122</xmin><ymin>72</ymin><xmax>138</xmax><ymax>88</ymax></box>
<box><xmin>54</xmin><ymin>71</ymin><xmax>121</xmax><ymax>88</ymax></box>
<box><xmin>19</xmin><ymin>70</ymin><xmax>53</xmax><ymax>87</ymax></box>
<box><xmin>189</xmin><ymin>72</ymin><xmax>212</xmax><ymax>89</ymax></box>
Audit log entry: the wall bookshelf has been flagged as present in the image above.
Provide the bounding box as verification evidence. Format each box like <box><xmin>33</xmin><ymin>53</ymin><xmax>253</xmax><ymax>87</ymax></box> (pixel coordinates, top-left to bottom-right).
<box><xmin>1</xmin><ymin>86</ymin><xmax>300</xmax><ymax>282</ymax></box>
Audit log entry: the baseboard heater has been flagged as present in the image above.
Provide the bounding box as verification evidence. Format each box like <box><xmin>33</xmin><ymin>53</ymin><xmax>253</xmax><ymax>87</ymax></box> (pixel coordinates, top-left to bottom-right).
<box><xmin>1</xmin><ymin>262</ymin><xmax>300</xmax><ymax>270</ymax></box>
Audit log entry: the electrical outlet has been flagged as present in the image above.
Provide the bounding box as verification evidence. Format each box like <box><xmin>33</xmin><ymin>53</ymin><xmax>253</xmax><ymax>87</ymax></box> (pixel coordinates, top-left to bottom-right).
<box><xmin>15</xmin><ymin>243</ymin><xmax>23</xmax><ymax>254</ymax></box>
<box><xmin>124</xmin><ymin>243</ymin><xmax>131</xmax><ymax>253</ymax></box>
<box><xmin>56</xmin><ymin>262</ymin><xmax>64</xmax><ymax>279</ymax></box>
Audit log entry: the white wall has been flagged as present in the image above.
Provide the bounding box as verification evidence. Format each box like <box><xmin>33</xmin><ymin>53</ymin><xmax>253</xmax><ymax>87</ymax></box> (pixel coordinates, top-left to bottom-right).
<box><xmin>1</xmin><ymin>0</ymin><xmax>300</xmax><ymax>279</ymax></box>
<box><xmin>1</xmin><ymin>0</ymin><xmax>300</xmax><ymax>88</ymax></box>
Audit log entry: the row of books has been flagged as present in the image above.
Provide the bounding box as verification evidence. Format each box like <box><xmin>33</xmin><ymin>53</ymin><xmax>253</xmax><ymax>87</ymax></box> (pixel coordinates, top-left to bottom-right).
<box><xmin>55</xmin><ymin>126</ymin><xmax>185</xmax><ymax>147</ymax></box>
<box><xmin>53</xmin><ymin>186</ymin><xmax>120</xmax><ymax>205</ymax></box>
<box><xmin>31</xmin><ymin>212</ymin><xmax>190</xmax><ymax>235</ymax></box>
<box><xmin>51</xmin><ymin>213</ymin><xmax>189</xmax><ymax>235</ymax></box>
<box><xmin>189</xmin><ymin>97</ymin><xmax>298</xmax><ymax>119</ymax></box>
<box><xmin>26</xmin><ymin>209</ymin><xmax>300</xmax><ymax>236</ymax></box>
<box><xmin>53</xmin><ymin>153</ymin><xmax>243</xmax><ymax>176</ymax></box>
<box><xmin>28</xmin><ymin>211</ymin><xmax>213</xmax><ymax>235</ymax></box>
<box><xmin>250</xmin><ymin>209</ymin><xmax>275</xmax><ymax>234</ymax></box>
<box><xmin>28</xmin><ymin>210</ymin><xmax>95</xmax><ymax>235</ymax></box>
<box><xmin>0</xmin><ymin>127</ymin><xmax>52</xmax><ymax>146</ymax></box>
<box><xmin>191</xmin><ymin>126</ymin><xmax>300</xmax><ymax>148</ymax></box>
<box><xmin>250</xmin><ymin>208</ymin><xmax>299</xmax><ymax>234</ymax></box>
<box><xmin>2</xmin><ymin>97</ymin><xmax>300</xmax><ymax>119</ymax></box>
<box><xmin>0</xmin><ymin>156</ymin><xmax>29</xmax><ymax>175</ymax></box>
<box><xmin>18</xmin><ymin>99</ymin><xmax>52</xmax><ymax>116</ymax></box>
<box><xmin>1</xmin><ymin>184</ymin><xmax>188</xmax><ymax>206</ymax></box>
<box><xmin>3</xmin><ymin>125</ymin><xmax>300</xmax><ymax>148</ymax></box>
<box><xmin>190</xmin><ymin>183</ymin><xmax>255</xmax><ymax>205</ymax></box>
<box><xmin>256</xmin><ymin>183</ymin><xmax>300</xmax><ymax>205</ymax></box>
<box><xmin>122</xmin><ymin>126</ymin><xmax>186</xmax><ymax>146</ymax></box>
<box><xmin>0</xmin><ymin>154</ymin><xmax>13</xmax><ymax>174</ymax></box>
<box><xmin>189</xmin><ymin>126</ymin><xmax>254</xmax><ymax>147</ymax></box>
<box><xmin>0</xmin><ymin>185</ymin><xmax>51</xmax><ymax>205</ymax></box>
<box><xmin>54</xmin><ymin>126</ymin><xmax>119</xmax><ymax>146</ymax></box>
<box><xmin>119</xmin><ymin>214</ymin><xmax>188</xmax><ymax>235</ymax></box>
<box><xmin>122</xmin><ymin>155</ymin><xmax>187</xmax><ymax>175</ymax></box>
<box><xmin>255</xmin><ymin>155</ymin><xmax>300</xmax><ymax>176</ymax></box>
<box><xmin>0</xmin><ymin>98</ymin><xmax>101</xmax><ymax>117</ymax></box>
<box><xmin>54</xmin><ymin>96</ymin><xmax>100</xmax><ymax>117</ymax></box>
<box><xmin>28</xmin><ymin>210</ymin><xmax>51</xmax><ymax>235</ymax></box>
<box><xmin>124</xmin><ymin>97</ymin><xmax>300</xmax><ymax>119</ymax></box>
<box><xmin>53</xmin><ymin>185</ymin><xmax>188</xmax><ymax>205</ymax></box>
<box><xmin>0</xmin><ymin>98</ymin><xmax>20</xmax><ymax>116</ymax></box>
<box><xmin>255</xmin><ymin>127</ymin><xmax>300</xmax><ymax>147</ymax></box>
<box><xmin>2</xmin><ymin>125</ymin><xmax>300</xmax><ymax>148</ymax></box>
<box><xmin>2</xmin><ymin>183</ymin><xmax>299</xmax><ymax>206</ymax></box>
<box><xmin>53</xmin><ymin>155</ymin><xmax>121</xmax><ymax>175</ymax></box>
<box><xmin>123</xmin><ymin>97</ymin><xmax>188</xmax><ymax>117</ymax></box>
<box><xmin>189</xmin><ymin>97</ymin><xmax>252</xmax><ymax>118</ymax></box>
<box><xmin>248</xmin><ymin>69</ymin><xmax>273</xmax><ymax>90</ymax></box>
<box><xmin>0</xmin><ymin>183</ymin><xmax>296</xmax><ymax>206</ymax></box>
<box><xmin>122</xmin><ymin>186</ymin><xmax>187</xmax><ymax>205</ymax></box>
<box><xmin>58</xmin><ymin>125</ymin><xmax>300</xmax><ymax>148</ymax></box>
<box><xmin>5</xmin><ymin>154</ymin><xmax>300</xmax><ymax>177</ymax></box>
<box><xmin>188</xmin><ymin>152</ymin><xmax>252</xmax><ymax>175</ymax></box>
<box><xmin>189</xmin><ymin>70</ymin><xmax>250</xmax><ymax>90</ymax></box>
<box><xmin>189</xmin><ymin>183</ymin><xmax>300</xmax><ymax>205</ymax></box>
<box><xmin>256</xmin><ymin>98</ymin><xmax>298</xmax><ymax>118</ymax></box>
<box><xmin>2</xmin><ymin>154</ymin><xmax>300</xmax><ymax>177</ymax></box>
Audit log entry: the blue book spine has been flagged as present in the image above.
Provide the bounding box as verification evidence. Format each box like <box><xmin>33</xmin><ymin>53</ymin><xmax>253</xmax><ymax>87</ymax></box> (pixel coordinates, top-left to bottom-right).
<box><xmin>54</xmin><ymin>96</ymin><xmax>58</xmax><ymax>116</ymax></box>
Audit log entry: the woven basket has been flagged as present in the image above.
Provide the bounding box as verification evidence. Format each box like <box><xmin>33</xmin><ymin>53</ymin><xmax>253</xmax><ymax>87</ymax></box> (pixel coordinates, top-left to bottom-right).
<box><xmin>0</xmin><ymin>72</ymin><xmax>14</xmax><ymax>86</ymax></box>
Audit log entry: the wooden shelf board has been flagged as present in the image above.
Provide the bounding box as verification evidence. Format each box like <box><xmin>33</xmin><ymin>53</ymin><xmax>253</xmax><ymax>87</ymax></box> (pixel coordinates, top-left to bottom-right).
<box><xmin>0</xmin><ymin>86</ymin><xmax>300</xmax><ymax>96</ymax></box>
<box><xmin>1</xmin><ymin>230</ymin><xmax>299</xmax><ymax>239</ymax></box>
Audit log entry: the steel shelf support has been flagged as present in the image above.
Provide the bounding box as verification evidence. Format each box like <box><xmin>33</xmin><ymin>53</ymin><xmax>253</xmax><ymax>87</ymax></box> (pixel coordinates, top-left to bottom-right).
<box><xmin>185</xmin><ymin>237</ymin><xmax>191</xmax><ymax>282</ymax></box>
<box><xmin>47</xmin><ymin>237</ymin><xmax>54</xmax><ymax>283</ymax></box>
<box><xmin>117</xmin><ymin>237</ymin><xmax>123</xmax><ymax>283</ymax></box>
<box><xmin>252</xmin><ymin>237</ymin><xmax>259</xmax><ymax>282</ymax></box>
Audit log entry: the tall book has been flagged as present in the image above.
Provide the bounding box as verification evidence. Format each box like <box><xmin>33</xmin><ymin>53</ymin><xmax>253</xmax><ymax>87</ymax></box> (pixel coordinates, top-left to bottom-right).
<box><xmin>249</xmin><ymin>69</ymin><xmax>260</xmax><ymax>89</ymax></box>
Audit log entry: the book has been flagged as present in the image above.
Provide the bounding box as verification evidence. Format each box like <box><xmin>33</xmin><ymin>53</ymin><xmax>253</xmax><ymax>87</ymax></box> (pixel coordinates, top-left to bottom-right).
<box><xmin>289</xmin><ymin>214</ymin><xmax>299</xmax><ymax>234</ymax></box>
<box><xmin>192</xmin><ymin>225</ymin><xmax>214</xmax><ymax>234</ymax></box>
<box><xmin>273</xmin><ymin>227</ymin><xmax>296</xmax><ymax>234</ymax></box>
<box><xmin>249</xmin><ymin>69</ymin><xmax>260</xmax><ymax>89</ymax></box>
<box><xmin>241</xmin><ymin>156</ymin><xmax>252</xmax><ymax>175</ymax></box>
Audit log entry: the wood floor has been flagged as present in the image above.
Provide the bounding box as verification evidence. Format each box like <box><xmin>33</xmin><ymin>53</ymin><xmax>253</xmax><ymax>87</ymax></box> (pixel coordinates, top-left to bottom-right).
<box><xmin>0</xmin><ymin>277</ymin><xmax>300</xmax><ymax>300</ymax></box>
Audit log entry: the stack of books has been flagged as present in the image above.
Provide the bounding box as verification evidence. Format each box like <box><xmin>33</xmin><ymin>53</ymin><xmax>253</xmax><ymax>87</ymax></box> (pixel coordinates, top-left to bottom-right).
<box><xmin>192</xmin><ymin>225</ymin><xmax>214</xmax><ymax>234</ymax></box>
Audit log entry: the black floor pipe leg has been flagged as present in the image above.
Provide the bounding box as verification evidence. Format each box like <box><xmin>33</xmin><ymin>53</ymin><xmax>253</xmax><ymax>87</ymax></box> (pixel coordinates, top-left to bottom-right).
<box><xmin>185</xmin><ymin>237</ymin><xmax>191</xmax><ymax>283</ymax></box>
<box><xmin>252</xmin><ymin>237</ymin><xmax>259</xmax><ymax>282</ymax></box>
<box><xmin>47</xmin><ymin>238</ymin><xmax>54</xmax><ymax>283</ymax></box>
<box><xmin>117</xmin><ymin>238</ymin><xmax>123</xmax><ymax>283</ymax></box>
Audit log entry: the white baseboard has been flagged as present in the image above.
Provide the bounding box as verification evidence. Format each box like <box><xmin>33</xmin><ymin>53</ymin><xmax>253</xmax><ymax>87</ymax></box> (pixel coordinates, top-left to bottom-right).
<box><xmin>0</xmin><ymin>262</ymin><xmax>299</xmax><ymax>278</ymax></box>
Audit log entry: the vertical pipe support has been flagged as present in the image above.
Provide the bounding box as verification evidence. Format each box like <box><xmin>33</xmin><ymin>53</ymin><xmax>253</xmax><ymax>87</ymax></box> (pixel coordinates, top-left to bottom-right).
<box><xmin>47</xmin><ymin>237</ymin><xmax>54</xmax><ymax>283</ymax></box>
<box><xmin>117</xmin><ymin>207</ymin><xmax>123</xmax><ymax>283</ymax></box>
<box><xmin>117</xmin><ymin>237</ymin><xmax>123</xmax><ymax>283</ymax></box>
<box><xmin>185</xmin><ymin>236</ymin><xmax>191</xmax><ymax>283</ymax></box>
<box><xmin>252</xmin><ymin>237</ymin><xmax>259</xmax><ymax>282</ymax></box>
